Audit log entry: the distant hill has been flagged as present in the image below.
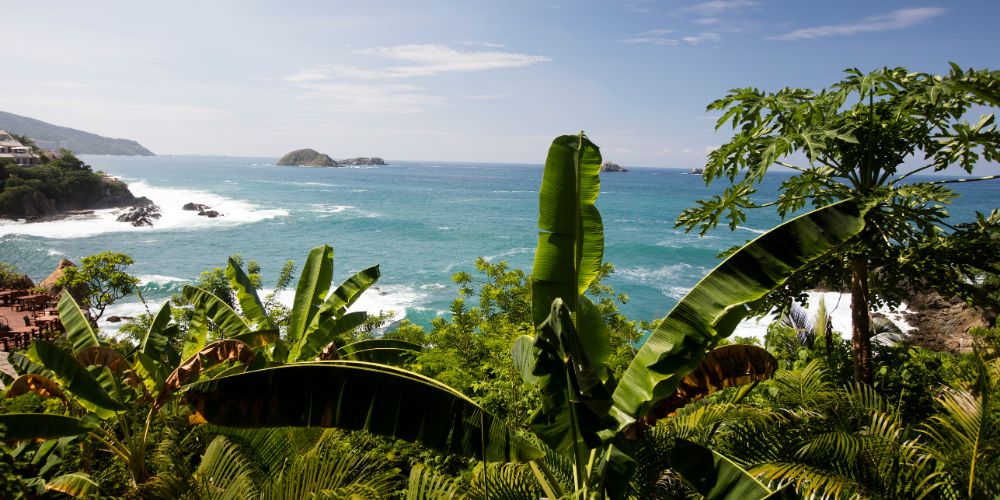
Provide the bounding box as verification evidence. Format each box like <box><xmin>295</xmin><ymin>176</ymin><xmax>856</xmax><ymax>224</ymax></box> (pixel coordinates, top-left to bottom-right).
<box><xmin>0</xmin><ymin>110</ymin><xmax>154</xmax><ymax>156</ymax></box>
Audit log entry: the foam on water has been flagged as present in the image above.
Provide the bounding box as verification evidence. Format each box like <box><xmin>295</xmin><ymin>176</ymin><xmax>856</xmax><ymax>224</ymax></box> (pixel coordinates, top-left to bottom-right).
<box><xmin>0</xmin><ymin>181</ymin><xmax>288</xmax><ymax>238</ymax></box>
<box><xmin>258</xmin><ymin>283</ymin><xmax>426</xmax><ymax>323</ymax></box>
<box><xmin>483</xmin><ymin>247</ymin><xmax>533</xmax><ymax>262</ymax></box>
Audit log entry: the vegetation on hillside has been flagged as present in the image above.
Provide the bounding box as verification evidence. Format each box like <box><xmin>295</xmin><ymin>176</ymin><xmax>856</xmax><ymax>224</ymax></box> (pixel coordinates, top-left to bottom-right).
<box><xmin>0</xmin><ymin>150</ymin><xmax>137</xmax><ymax>218</ymax></box>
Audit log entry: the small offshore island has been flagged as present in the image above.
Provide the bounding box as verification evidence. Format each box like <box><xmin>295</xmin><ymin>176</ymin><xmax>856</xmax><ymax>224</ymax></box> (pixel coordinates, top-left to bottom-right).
<box><xmin>277</xmin><ymin>148</ymin><xmax>386</xmax><ymax>167</ymax></box>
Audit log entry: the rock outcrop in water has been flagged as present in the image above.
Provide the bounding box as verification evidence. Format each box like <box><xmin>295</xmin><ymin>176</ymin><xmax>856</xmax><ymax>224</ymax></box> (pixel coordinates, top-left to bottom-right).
<box><xmin>277</xmin><ymin>149</ymin><xmax>338</xmax><ymax>167</ymax></box>
<box><xmin>183</xmin><ymin>202</ymin><xmax>223</xmax><ymax>218</ymax></box>
<box><xmin>600</xmin><ymin>162</ymin><xmax>628</xmax><ymax>172</ymax></box>
<box><xmin>116</xmin><ymin>199</ymin><xmax>161</xmax><ymax>227</ymax></box>
<box><xmin>339</xmin><ymin>157</ymin><xmax>386</xmax><ymax>166</ymax></box>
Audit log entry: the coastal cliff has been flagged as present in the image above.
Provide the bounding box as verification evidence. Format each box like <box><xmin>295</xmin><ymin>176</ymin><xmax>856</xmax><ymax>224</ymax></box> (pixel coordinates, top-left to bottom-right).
<box><xmin>277</xmin><ymin>149</ymin><xmax>338</xmax><ymax>167</ymax></box>
<box><xmin>0</xmin><ymin>151</ymin><xmax>146</xmax><ymax>219</ymax></box>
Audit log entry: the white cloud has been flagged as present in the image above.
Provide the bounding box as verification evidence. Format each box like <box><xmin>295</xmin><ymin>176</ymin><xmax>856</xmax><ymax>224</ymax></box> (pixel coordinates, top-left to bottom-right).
<box><xmin>770</xmin><ymin>7</ymin><xmax>947</xmax><ymax>41</ymax></box>
<box><xmin>681</xmin><ymin>0</ymin><xmax>758</xmax><ymax>16</ymax></box>
<box><xmin>620</xmin><ymin>29</ymin><xmax>680</xmax><ymax>45</ymax></box>
<box><xmin>682</xmin><ymin>32</ymin><xmax>722</xmax><ymax>45</ymax></box>
<box><xmin>285</xmin><ymin>45</ymin><xmax>549</xmax><ymax>82</ymax></box>
<box><xmin>622</xmin><ymin>29</ymin><xmax>720</xmax><ymax>46</ymax></box>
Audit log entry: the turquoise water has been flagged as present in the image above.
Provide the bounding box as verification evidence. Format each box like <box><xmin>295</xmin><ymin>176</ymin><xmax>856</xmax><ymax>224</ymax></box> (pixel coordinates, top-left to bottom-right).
<box><xmin>1</xmin><ymin>155</ymin><xmax>997</xmax><ymax>331</ymax></box>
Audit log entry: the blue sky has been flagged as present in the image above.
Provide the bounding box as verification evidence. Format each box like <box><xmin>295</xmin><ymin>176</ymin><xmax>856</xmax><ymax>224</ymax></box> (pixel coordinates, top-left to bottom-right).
<box><xmin>3</xmin><ymin>0</ymin><xmax>999</xmax><ymax>171</ymax></box>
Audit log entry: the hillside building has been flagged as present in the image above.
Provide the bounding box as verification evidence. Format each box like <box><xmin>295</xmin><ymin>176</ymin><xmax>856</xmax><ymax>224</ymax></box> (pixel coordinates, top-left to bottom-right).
<box><xmin>0</xmin><ymin>130</ymin><xmax>41</xmax><ymax>166</ymax></box>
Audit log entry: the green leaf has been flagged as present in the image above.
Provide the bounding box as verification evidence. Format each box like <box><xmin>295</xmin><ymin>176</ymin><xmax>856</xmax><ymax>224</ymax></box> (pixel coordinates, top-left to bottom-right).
<box><xmin>45</xmin><ymin>472</ymin><xmax>100</xmax><ymax>498</ymax></box>
<box><xmin>186</xmin><ymin>361</ymin><xmax>542</xmax><ymax>462</ymax></box>
<box><xmin>181</xmin><ymin>285</ymin><xmax>252</xmax><ymax>337</ymax></box>
<box><xmin>669</xmin><ymin>439</ymin><xmax>784</xmax><ymax>500</ymax></box>
<box><xmin>338</xmin><ymin>339</ymin><xmax>423</xmax><ymax>357</ymax></box>
<box><xmin>0</xmin><ymin>414</ymin><xmax>93</xmax><ymax>441</ymax></box>
<box><xmin>57</xmin><ymin>293</ymin><xmax>98</xmax><ymax>355</ymax></box>
<box><xmin>613</xmin><ymin>201</ymin><xmax>868</xmax><ymax>423</ymax></box>
<box><xmin>140</xmin><ymin>301</ymin><xmax>174</xmax><ymax>361</ymax></box>
<box><xmin>529</xmin><ymin>299</ymin><xmax>617</xmax><ymax>453</ymax></box>
<box><xmin>182</xmin><ymin>305</ymin><xmax>209</xmax><ymax>361</ymax></box>
<box><xmin>511</xmin><ymin>335</ymin><xmax>539</xmax><ymax>385</ymax></box>
<box><xmin>340</xmin><ymin>348</ymin><xmax>419</xmax><ymax>366</ymax></box>
<box><xmin>531</xmin><ymin>132</ymin><xmax>604</xmax><ymax>327</ymax></box>
<box><xmin>287</xmin><ymin>245</ymin><xmax>334</xmax><ymax>350</ymax></box>
<box><xmin>226</xmin><ymin>257</ymin><xmax>274</xmax><ymax>330</ymax></box>
<box><xmin>326</xmin><ymin>265</ymin><xmax>381</xmax><ymax>314</ymax></box>
<box><xmin>26</xmin><ymin>341</ymin><xmax>125</xmax><ymax>417</ymax></box>
<box><xmin>294</xmin><ymin>311</ymin><xmax>368</xmax><ymax>362</ymax></box>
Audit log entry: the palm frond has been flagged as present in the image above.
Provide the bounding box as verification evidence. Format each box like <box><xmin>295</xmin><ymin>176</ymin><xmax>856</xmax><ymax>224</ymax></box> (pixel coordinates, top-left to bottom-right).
<box><xmin>191</xmin><ymin>436</ymin><xmax>258</xmax><ymax>499</ymax></box>
<box><xmin>406</xmin><ymin>464</ymin><xmax>465</xmax><ymax>500</ymax></box>
<box><xmin>467</xmin><ymin>462</ymin><xmax>541</xmax><ymax>500</ymax></box>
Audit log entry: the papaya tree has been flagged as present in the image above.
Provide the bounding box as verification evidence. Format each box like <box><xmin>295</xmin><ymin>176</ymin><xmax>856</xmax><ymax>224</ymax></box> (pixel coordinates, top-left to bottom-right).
<box><xmin>676</xmin><ymin>64</ymin><xmax>1000</xmax><ymax>383</ymax></box>
<box><xmin>183</xmin><ymin>133</ymin><xmax>868</xmax><ymax>498</ymax></box>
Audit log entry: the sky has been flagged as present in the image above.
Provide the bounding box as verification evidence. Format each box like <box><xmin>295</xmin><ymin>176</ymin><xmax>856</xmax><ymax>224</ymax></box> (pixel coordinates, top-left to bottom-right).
<box><xmin>2</xmin><ymin>0</ymin><xmax>999</xmax><ymax>171</ymax></box>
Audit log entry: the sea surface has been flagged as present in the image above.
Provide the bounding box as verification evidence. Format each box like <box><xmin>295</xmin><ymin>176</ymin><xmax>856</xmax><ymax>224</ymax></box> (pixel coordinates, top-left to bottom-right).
<box><xmin>1</xmin><ymin>155</ymin><xmax>997</xmax><ymax>337</ymax></box>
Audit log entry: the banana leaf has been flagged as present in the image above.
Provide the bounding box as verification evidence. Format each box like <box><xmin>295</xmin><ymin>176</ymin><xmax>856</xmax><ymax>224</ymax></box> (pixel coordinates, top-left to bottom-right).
<box><xmin>186</xmin><ymin>361</ymin><xmax>543</xmax><ymax>462</ymax></box>
<box><xmin>292</xmin><ymin>311</ymin><xmax>367</xmax><ymax>362</ymax></box>
<box><xmin>27</xmin><ymin>340</ymin><xmax>125</xmax><ymax>417</ymax></box>
<box><xmin>0</xmin><ymin>413</ymin><xmax>93</xmax><ymax>440</ymax></box>
<box><xmin>340</xmin><ymin>347</ymin><xmax>419</xmax><ymax>366</ymax></box>
<box><xmin>531</xmin><ymin>132</ymin><xmax>604</xmax><ymax>327</ymax></box>
<box><xmin>325</xmin><ymin>265</ymin><xmax>381</xmax><ymax>314</ymax></box>
<box><xmin>613</xmin><ymin>200</ymin><xmax>867</xmax><ymax>423</ymax></box>
<box><xmin>158</xmin><ymin>339</ymin><xmax>255</xmax><ymax>407</ymax></box>
<box><xmin>140</xmin><ymin>301</ymin><xmax>174</xmax><ymax>361</ymax></box>
<box><xmin>181</xmin><ymin>285</ymin><xmax>253</xmax><ymax>337</ymax></box>
<box><xmin>5</xmin><ymin>374</ymin><xmax>68</xmax><ymax>405</ymax></box>
<box><xmin>45</xmin><ymin>473</ymin><xmax>100</xmax><ymax>498</ymax></box>
<box><xmin>226</xmin><ymin>257</ymin><xmax>274</xmax><ymax>330</ymax></box>
<box><xmin>338</xmin><ymin>339</ymin><xmax>423</xmax><ymax>357</ymax></box>
<box><xmin>645</xmin><ymin>344</ymin><xmax>777</xmax><ymax>421</ymax></box>
<box><xmin>529</xmin><ymin>299</ymin><xmax>618</xmax><ymax>453</ymax></box>
<box><xmin>57</xmin><ymin>293</ymin><xmax>98</xmax><ymax>355</ymax></box>
<box><xmin>286</xmin><ymin>245</ymin><xmax>334</xmax><ymax>349</ymax></box>
<box><xmin>181</xmin><ymin>304</ymin><xmax>209</xmax><ymax>361</ymax></box>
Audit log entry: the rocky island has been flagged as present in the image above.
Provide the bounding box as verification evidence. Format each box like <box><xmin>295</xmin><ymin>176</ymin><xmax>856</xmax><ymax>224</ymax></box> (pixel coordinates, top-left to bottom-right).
<box><xmin>276</xmin><ymin>149</ymin><xmax>338</xmax><ymax>167</ymax></box>
<box><xmin>339</xmin><ymin>157</ymin><xmax>386</xmax><ymax>166</ymax></box>
<box><xmin>277</xmin><ymin>149</ymin><xmax>387</xmax><ymax>167</ymax></box>
<box><xmin>600</xmin><ymin>161</ymin><xmax>628</xmax><ymax>172</ymax></box>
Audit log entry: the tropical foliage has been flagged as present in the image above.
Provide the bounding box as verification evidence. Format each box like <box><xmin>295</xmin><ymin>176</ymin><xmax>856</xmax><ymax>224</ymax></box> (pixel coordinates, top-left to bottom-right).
<box><xmin>676</xmin><ymin>64</ymin><xmax>1000</xmax><ymax>383</ymax></box>
<box><xmin>0</xmin><ymin>129</ymin><xmax>996</xmax><ymax>499</ymax></box>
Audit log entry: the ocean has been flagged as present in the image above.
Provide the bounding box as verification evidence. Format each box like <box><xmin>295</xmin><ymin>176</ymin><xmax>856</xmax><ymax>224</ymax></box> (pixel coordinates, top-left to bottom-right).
<box><xmin>1</xmin><ymin>155</ymin><xmax>997</xmax><ymax>338</ymax></box>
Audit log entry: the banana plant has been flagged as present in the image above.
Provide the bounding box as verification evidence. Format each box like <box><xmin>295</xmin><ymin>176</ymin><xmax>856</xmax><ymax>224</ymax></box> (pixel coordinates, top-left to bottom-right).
<box><xmin>512</xmin><ymin>133</ymin><xmax>868</xmax><ymax>498</ymax></box>
<box><xmin>183</xmin><ymin>245</ymin><xmax>380</xmax><ymax>364</ymax></box>
<box><xmin>2</xmin><ymin>293</ymin><xmax>257</xmax><ymax>489</ymax></box>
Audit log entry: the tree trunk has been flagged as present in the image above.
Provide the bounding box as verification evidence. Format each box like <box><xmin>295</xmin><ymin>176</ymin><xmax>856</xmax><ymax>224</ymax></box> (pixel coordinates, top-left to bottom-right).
<box><xmin>850</xmin><ymin>257</ymin><xmax>873</xmax><ymax>384</ymax></box>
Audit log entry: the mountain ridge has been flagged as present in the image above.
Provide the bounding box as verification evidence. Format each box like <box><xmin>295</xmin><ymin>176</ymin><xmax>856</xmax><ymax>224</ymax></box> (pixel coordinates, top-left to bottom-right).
<box><xmin>0</xmin><ymin>110</ymin><xmax>154</xmax><ymax>156</ymax></box>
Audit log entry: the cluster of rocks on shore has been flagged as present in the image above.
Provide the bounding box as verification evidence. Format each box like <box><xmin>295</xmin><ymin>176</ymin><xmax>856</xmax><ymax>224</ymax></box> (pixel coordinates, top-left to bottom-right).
<box><xmin>114</xmin><ymin>200</ymin><xmax>223</xmax><ymax>227</ymax></box>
